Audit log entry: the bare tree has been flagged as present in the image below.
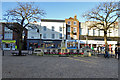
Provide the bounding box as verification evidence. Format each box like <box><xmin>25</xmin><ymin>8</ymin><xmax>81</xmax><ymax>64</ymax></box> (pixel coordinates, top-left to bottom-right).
<box><xmin>3</xmin><ymin>2</ymin><xmax>46</xmax><ymax>55</ymax></box>
<box><xmin>83</xmin><ymin>2</ymin><xmax>120</xmax><ymax>53</ymax></box>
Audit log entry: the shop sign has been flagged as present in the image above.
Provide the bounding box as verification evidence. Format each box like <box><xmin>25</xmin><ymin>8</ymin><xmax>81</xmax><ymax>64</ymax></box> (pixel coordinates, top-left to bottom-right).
<box><xmin>43</xmin><ymin>41</ymin><xmax>53</xmax><ymax>43</ymax></box>
<box><xmin>2</xmin><ymin>40</ymin><xmax>16</xmax><ymax>43</ymax></box>
<box><xmin>80</xmin><ymin>41</ymin><xmax>85</xmax><ymax>44</ymax></box>
<box><xmin>96</xmin><ymin>41</ymin><xmax>105</xmax><ymax>44</ymax></box>
<box><xmin>67</xmin><ymin>40</ymin><xmax>78</xmax><ymax>42</ymax></box>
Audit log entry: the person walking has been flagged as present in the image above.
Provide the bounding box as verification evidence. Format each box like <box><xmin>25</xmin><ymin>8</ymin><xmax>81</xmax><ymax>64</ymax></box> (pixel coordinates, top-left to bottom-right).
<box><xmin>105</xmin><ymin>47</ymin><xmax>109</xmax><ymax>58</ymax></box>
<box><xmin>118</xmin><ymin>45</ymin><xmax>120</xmax><ymax>60</ymax></box>
<box><xmin>115</xmin><ymin>47</ymin><xmax>118</xmax><ymax>59</ymax></box>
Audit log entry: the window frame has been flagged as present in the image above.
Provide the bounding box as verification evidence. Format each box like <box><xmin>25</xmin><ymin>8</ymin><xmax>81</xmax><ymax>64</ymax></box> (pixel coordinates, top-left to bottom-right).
<box><xmin>73</xmin><ymin>27</ymin><xmax>77</xmax><ymax>33</ymax></box>
<box><xmin>52</xmin><ymin>26</ymin><xmax>55</xmax><ymax>31</ymax></box>
<box><xmin>73</xmin><ymin>21</ymin><xmax>77</xmax><ymax>25</ymax></box>
<box><xmin>93</xmin><ymin>29</ymin><xmax>95</xmax><ymax>36</ymax></box>
<box><xmin>43</xmin><ymin>26</ymin><xmax>46</xmax><ymax>31</ymax></box>
<box><xmin>52</xmin><ymin>34</ymin><xmax>55</xmax><ymax>39</ymax></box>
<box><xmin>43</xmin><ymin>33</ymin><xmax>46</xmax><ymax>39</ymax></box>
<box><xmin>59</xmin><ymin>27</ymin><xmax>62</xmax><ymax>32</ymax></box>
<box><xmin>59</xmin><ymin>33</ymin><xmax>62</xmax><ymax>39</ymax></box>
<box><xmin>67</xmin><ymin>21</ymin><xmax>71</xmax><ymax>25</ymax></box>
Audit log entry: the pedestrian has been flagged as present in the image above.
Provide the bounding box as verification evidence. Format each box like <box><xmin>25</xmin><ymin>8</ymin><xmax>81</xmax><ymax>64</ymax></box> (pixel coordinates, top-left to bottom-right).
<box><xmin>115</xmin><ymin>47</ymin><xmax>118</xmax><ymax>59</ymax></box>
<box><xmin>105</xmin><ymin>47</ymin><xmax>109</xmax><ymax>58</ymax></box>
<box><xmin>118</xmin><ymin>45</ymin><xmax>120</xmax><ymax>60</ymax></box>
<box><xmin>97</xmin><ymin>47</ymin><xmax>99</xmax><ymax>54</ymax></box>
<box><xmin>91</xmin><ymin>47</ymin><xmax>95</xmax><ymax>55</ymax></box>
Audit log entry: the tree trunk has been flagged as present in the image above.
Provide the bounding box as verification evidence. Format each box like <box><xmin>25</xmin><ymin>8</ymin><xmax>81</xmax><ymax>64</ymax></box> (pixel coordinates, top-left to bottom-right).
<box><xmin>23</xmin><ymin>36</ymin><xmax>27</xmax><ymax>50</ymax></box>
<box><xmin>104</xmin><ymin>30</ymin><xmax>108</xmax><ymax>54</ymax></box>
<box><xmin>18</xmin><ymin>32</ymin><xmax>22</xmax><ymax>56</ymax></box>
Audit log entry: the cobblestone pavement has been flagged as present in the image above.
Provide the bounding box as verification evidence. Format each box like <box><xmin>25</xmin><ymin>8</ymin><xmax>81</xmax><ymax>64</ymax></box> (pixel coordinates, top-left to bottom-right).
<box><xmin>2</xmin><ymin>51</ymin><xmax>118</xmax><ymax>78</ymax></box>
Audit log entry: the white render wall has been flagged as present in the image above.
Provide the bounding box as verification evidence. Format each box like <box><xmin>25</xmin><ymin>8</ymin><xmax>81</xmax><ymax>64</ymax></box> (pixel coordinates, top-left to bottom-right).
<box><xmin>28</xmin><ymin>21</ymin><xmax>119</xmax><ymax>40</ymax></box>
<box><xmin>80</xmin><ymin>22</ymin><xmax>119</xmax><ymax>37</ymax></box>
<box><xmin>28</xmin><ymin>21</ymin><xmax>66</xmax><ymax>40</ymax></box>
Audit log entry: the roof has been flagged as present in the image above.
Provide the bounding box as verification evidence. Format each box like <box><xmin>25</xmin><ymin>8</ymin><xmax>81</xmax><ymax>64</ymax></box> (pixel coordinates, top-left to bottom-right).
<box><xmin>0</xmin><ymin>22</ymin><xmax>18</xmax><ymax>24</ymax></box>
<box><xmin>41</xmin><ymin>19</ymin><xmax>65</xmax><ymax>22</ymax></box>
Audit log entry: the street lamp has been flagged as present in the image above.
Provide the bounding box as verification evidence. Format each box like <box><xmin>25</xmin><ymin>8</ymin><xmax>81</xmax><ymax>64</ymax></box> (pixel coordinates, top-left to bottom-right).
<box><xmin>61</xmin><ymin>23</ymin><xmax>65</xmax><ymax>48</ymax></box>
<box><xmin>86</xmin><ymin>33</ymin><xmax>88</xmax><ymax>46</ymax></box>
<box><xmin>60</xmin><ymin>23</ymin><xmax>66</xmax><ymax>54</ymax></box>
<box><xmin>40</xmin><ymin>33</ymin><xmax>42</xmax><ymax>47</ymax></box>
<box><xmin>22</xmin><ymin>31</ymin><xmax>25</xmax><ymax>40</ymax></box>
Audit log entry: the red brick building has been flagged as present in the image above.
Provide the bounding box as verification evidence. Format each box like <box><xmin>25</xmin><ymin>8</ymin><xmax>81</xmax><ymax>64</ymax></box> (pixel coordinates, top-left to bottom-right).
<box><xmin>1</xmin><ymin>22</ymin><xmax>27</xmax><ymax>50</ymax></box>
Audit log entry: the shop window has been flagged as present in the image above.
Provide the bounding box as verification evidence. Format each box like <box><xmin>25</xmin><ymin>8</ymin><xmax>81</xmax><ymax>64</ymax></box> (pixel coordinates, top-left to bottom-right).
<box><xmin>58</xmin><ymin>44</ymin><xmax>61</xmax><ymax>48</ymax></box>
<box><xmin>73</xmin><ymin>35</ymin><xmax>77</xmax><ymax>39</ymax></box>
<box><xmin>58</xmin><ymin>49</ymin><xmax>61</xmax><ymax>52</ymax></box>
<box><xmin>93</xmin><ymin>44</ymin><xmax>96</xmax><ymax>48</ymax></box>
<box><xmin>47</xmin><ymin>49</ymin><xmax>50</xmax><ymax>52</ymax></box>
<box><xmin>46</xmin><ymin>43</ymin><xmax>55</xmax><ymax>48</ymax></box>
<box><xmin>5</xmin><ymin>43</ymin><xmax>10</xmax><ymax>48</ymax></box>
<box><xmin>53</xmin><ymin>50</ymin><xmax>56</xmax><ymax>52</ymax></box>
<box><xmin>70</xmin><ymin>50</ymin><xmax>73</xmax><ymax>53</ymax></box>
<box><xmin>67</xmin><ymin>35</ymin><xmax>71</xmax><ymax>40</ymax></box>
<box><xmin>51</xmin><ymin>44</ymin><xmax>55</xmax><ymax>48</ymax></box>
<box><xmin>65</xmin><ymin>49</ymin><xmax>67</xmax><ymax>53</ymax></box>
<box><xmin>77</xmin><ymin>50</ymin><xmax>79</xmax><ymax>53</ymax></box>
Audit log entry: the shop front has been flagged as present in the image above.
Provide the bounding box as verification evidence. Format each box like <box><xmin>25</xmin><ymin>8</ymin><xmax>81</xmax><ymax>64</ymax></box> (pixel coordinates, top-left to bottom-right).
<box><xmin>27</xmin><ymin>39</ymin><xmax>62</xmax><ymax>50</ymax></box>
<box><xmin>79</xmin><ymin>40</ymin><xmax>117</xmax><ymax>51</ymax></box>
<box><xmin>66</xmin><ymin>40</ymin><xmax>79</xmax><ymax>49</ymax></box>
<box><xmin>65</xmin><ymin>40</ymin><xmax>117</xmax><ymax>51</ymax></box>
<box><xmin>27</xmin><ymin>39</ymin><xmax>40</xmax><ymax>50</ymax></box>
<box><xmin>2</xmin><ymin>40</ymin><xmax>16</xmax><ymax>50</ymax></box>
<box><xmin>41</xmin><ymin>40</ymin><xmax>62</xmax><ymax>49</ymax></box>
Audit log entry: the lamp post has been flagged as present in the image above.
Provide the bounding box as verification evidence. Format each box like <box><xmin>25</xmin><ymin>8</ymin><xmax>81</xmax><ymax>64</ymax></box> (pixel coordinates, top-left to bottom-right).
<box><xmin>61</xmin><ymin>23</ymin><xmax>66</xmax><ymax>53</ymax></box>
<box><xmin>86</xmin><ymin>33</ymin><xmax>88</xmax><ymax>46</ymax></box>
<box><xmin>39</xmin><ymin>23</ymin><xmax>42</xmax><ymax>48</ymax></box>
<box><xmin>40</xmin><ymin>33</ymin><xmax>42</xmax><ymax>48</ymax></box>
<box><xmin>62</xmin><ymin>24</ymin><xmax>65</xmax><ymax>47</ymax></box>
<box><xmin>22</xmin><ymin>31</ymin><xmax>25</xmax><ymax>50</ymax></box>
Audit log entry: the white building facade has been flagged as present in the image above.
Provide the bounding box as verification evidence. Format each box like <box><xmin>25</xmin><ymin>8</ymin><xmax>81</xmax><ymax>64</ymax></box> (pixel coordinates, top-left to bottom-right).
<box><xmin>27</xmin><ymin>19</ymin><xmax>66</xmax><ymax>50</ymax></box>
<box><xmin>27</xmin><ymin>17</ymin><xmax>119</xmax><ymax>51</ymax></box>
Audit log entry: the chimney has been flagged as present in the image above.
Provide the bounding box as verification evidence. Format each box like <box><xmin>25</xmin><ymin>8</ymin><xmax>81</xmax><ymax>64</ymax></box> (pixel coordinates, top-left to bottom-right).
<box><xmin>74</xmin><ymin>15</ymin><xmax>77</xmax><ymax>19</ymax></box>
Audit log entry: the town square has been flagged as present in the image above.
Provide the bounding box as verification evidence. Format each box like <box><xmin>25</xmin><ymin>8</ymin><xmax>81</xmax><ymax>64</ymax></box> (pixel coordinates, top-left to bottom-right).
<box><xmin>0</xmin><ymin>1</ymin><xmax>120</xmax><ymax>80</ymax></box>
